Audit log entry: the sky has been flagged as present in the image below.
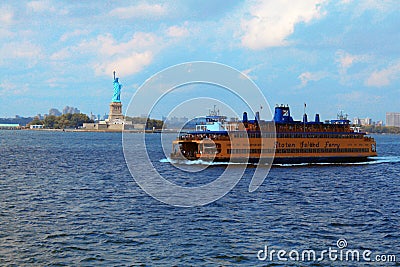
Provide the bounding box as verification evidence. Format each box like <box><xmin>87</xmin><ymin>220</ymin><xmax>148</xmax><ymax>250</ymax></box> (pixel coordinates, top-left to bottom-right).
<box><xmin>0</xmin><ymin>0</ymin><xmax>399</xmax><ymax>122</ymax></box>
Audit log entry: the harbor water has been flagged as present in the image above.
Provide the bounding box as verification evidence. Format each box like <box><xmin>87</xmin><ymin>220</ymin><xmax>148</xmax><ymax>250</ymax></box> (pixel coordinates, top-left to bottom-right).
<box><xmin>0</xmin><ymin>131</ymin><xmax>399</xmax><ymax>266</ymax></box>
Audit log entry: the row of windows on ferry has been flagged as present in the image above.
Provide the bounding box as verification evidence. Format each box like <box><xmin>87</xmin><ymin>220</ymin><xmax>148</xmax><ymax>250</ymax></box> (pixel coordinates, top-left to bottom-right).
<box><xmin>227</xmin><ymin>148</ymin><xmax>370</xmax><ymax>154</ymax></box>
<box><xmin>234</xmin><ymin>133</ymin><xmax>363</xmax><ymax>139</ymax></box>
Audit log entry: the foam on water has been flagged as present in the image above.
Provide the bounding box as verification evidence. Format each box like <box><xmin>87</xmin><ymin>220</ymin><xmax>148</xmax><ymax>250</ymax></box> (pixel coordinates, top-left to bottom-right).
<box><xmin>160</xmin><ymin>157</ymin><xmax>241</xmax><ymax>165</ymax></box>
<box><xmin>160</xmin><ymin>156</ymin><xmax>400</xmax><ymax>167</ymax></box>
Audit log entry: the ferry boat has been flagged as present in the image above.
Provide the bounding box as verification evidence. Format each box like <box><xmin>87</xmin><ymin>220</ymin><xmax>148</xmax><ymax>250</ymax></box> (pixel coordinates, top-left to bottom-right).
<box><xmin>170</xmin><ymin>105</ymin><xmax>377</xmax><ymax>164</ymax></box>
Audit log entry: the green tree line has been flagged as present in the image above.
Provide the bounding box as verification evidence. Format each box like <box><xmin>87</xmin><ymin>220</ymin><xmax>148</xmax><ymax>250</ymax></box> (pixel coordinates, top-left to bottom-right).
<box><xmin>28</xmin><ymin>113</ymin><xmax>93</xmax><ymax>129</ymax></box>
<box><xmin>361</xmin><ymin>125</ymin><xmax>400</xmax><ymax>134</ymax></box>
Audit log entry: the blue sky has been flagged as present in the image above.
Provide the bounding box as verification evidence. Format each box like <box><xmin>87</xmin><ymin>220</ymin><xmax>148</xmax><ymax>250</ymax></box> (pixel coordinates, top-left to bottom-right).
<box><xmin>0</xmin><ymin>0</ymin><xmax>399</xmax><ymax>122</ymax></box>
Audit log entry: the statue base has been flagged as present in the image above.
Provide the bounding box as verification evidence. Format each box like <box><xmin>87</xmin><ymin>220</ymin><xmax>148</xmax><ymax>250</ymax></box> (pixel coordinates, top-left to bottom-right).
<box><xmin>107</xmin><ymin>102</ymin><xmax>124</xmax><ymax>122</ymax></box>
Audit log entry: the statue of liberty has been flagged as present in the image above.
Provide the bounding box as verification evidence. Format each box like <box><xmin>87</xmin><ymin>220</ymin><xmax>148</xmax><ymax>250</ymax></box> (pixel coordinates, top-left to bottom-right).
<box><xmin>112</xmin><ymin>71</ymin><xmax>122</xmax><ymax>102</ymax></box>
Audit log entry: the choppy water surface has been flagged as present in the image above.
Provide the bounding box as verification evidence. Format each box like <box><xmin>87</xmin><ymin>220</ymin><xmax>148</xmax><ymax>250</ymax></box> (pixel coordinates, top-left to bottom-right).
<box><xmin>0</xmin><ymin>131</ymin><xmax>399</xmax><ymax>266</ymax></box>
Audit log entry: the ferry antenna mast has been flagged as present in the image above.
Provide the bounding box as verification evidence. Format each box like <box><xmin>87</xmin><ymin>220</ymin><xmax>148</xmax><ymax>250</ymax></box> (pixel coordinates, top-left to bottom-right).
<box><xmin>303</xmin><ymin>103</ymin><xmax>306</xmax><ymax>132</ymax></box>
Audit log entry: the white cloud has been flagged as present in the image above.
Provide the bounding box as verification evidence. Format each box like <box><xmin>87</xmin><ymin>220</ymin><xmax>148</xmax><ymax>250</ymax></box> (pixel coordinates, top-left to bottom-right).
<box><xmin>298</xmin><ymin>71</ymin><xmax>327</xmax><ymax>87</ymax></box>
<box><xmin>0</xmin><ymin>28</ymin><xmax>14</xmax><ymax>39</ymax></box>
<box><xmin>358</xmin><ymin>0</ymin><xmax>398</xmax><ymax>12</ymax></box>
<box><xmin>0</xmin><ymin>81</ymin><xmax>29</xmax><ymax>96</ymax></box>
<box><xmin>75</xmin><ymin>32</ymin><xmax>160</xmax><ymax>77</ymax></box>
<box><xmin>365</xmin><ymin>61</ymin><xmax>400</xmax><ymax>87</ymax></box>
<box><xmin>240</xmin><ymin>0</ymin><xmax>326</xmax><ymax>49</ymax></box>
<box><xmin>339</xmin><ymin>0</ymin><xmax>399</xmax><ymax>19</ymax></box>
<box><xmin>50</xmin><ymin>49</ymin><xmax>70</xmax><ymax>61</ymax></box>
<box><xmin>0</xmin><ymin>5</ymin><xmax>13</xmax><ymax>24</ymax></box>
<box><xmin>27</xmin><ymin>0</ymin><xmax>56</xmax><ymax>13</ymax></box>
<box><xmin>166</xmin><ymin>24</ymin><xmax>190</xmax><ymax>38</ymax></box>
<box><xmin>49</xmin><ymin>31</ymin><xmax>161</xmax><ymax>77</ymax></box>
<box><xmin>336</xmin><ymin>91</ymin><xmax>382</xmax><ymax>104</ymax></box>
<box><xmin>240</xmin><ymin>64</ymin><xmax>264</xmax><ymax>80</ymax></box>
<box><xmin>335</xmin><ymin>50</ymin><xmax>369</xmax><ymax>74</ymax></box>
<box><xmin>0</xmin><ymin>41</ymin><xmax>42</xmax><ymax>66</ymax></box>
<box><xmin>60</xmin><ymin>29</ymin><xmax>89</xmax><ymax>42</ymax></box>
<box><xmin>27</xmin><ymin>0</ymin><xmax>68</xmax><ymax>15</ymax></box>
<box><xmin>336</xmin><ymin>51</ymin><xmax>357</xmax><ymax>70</ymax></box>
<box><xmin>109</xmin><ymin>3</ymin><xmax>167</xmax><ymax>19</ymax></box>
<box><xmin>80</xmin><ymin>32</ymin><xmax>159</xmax><ymax>57</ymax></box>
<box><xmin>94</xmin><ymin>51</ymin><xmax>153</xmax><ymax>77</ymax></box>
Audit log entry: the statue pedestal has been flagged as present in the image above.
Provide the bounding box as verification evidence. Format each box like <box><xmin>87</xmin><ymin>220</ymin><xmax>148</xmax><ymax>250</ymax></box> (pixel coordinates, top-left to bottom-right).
<box><xmin>107</xmin><ymin>102</ymin><xmax>123</xmax><ymax>122</ymax></box>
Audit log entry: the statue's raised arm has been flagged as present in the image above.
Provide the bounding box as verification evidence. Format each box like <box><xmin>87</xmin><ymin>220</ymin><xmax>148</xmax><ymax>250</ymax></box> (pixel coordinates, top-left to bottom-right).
<box><xmin>112</xmin><ymin>71</ymin><xmax>122</xmax><ymax>102</ymax></box>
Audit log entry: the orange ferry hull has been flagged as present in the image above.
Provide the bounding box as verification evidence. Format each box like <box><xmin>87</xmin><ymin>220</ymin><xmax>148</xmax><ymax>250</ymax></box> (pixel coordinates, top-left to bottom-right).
<box><xmin>172</xmin><ymin>134</ymin><xmax>377</xmax><ymax>164</ymax></box>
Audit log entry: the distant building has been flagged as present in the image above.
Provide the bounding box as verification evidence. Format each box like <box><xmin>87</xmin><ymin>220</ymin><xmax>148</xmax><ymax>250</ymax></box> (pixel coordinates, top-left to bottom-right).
<box><xmin>0</xmin><ymin>116</ymin><xmax>34</xmax><ymax>126</ymax></box>
<box><xmin>353</xmin><ymin>117</ymin><xmax>372</xmax><ymax>126</ymax></box>
<box><xmin>386</xmin><ymin>112</ymin><xmax>400</xmax><ymax>127</ymax></box>
<box><xmin>363</xmin><ymin>118</ymin><xmax>372</xmax><ymax>126</ymax></box>
<box><xmin>30</xmin><ymin>125</ymin><xmax>43</xmax><ymax>129</ymax></box>
<box><xmin>88</xmin><ymin>113</ymin><xmax>101</xmax><ymax>122</ymax></box>
<box><xmin>0</xmin><ymin>123</ymin><xmax>20</xmax><ymax>130</ymax></box>
<box><xmin>49</xmin><ymin>108</ymin><xmax>62</xmax><ymax>116</ymax></box>
<box><xmin>63</xmin><ymin>106</ymin><xmax>80</xmax><ymax>115</ymax></box>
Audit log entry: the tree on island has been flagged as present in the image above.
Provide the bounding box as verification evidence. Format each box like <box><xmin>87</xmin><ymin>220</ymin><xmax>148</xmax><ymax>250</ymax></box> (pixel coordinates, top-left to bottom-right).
<box><xmin>28</xmin><ymin>113</ymin><xmax>93</xmax><ymax>129</ymax></box>
<box><xmin>29</xmin><ymin>118</ymin><xmax>44</xmax><ymax>126</ymax></box>
<box><xmin>146</xmin><ymin>118</ymin><xmax>163</xmax><ymax>130</ymax></box>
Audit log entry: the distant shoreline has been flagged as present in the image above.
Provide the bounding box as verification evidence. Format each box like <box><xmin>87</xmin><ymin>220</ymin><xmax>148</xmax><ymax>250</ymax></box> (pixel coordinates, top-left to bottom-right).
<box><xmin>2</xmin><ymin>127</ymin><xmax>399</xmax><ymax>135</ymax></box>
<box><xmin>18</xmin><ymin>128</ymin><xmax>400</xmax><ymax>135</ymax></box>
<box><xmin>19</xmin><ymin>128</ymin><xmax>176</xmax><ymax>133</ymax></box>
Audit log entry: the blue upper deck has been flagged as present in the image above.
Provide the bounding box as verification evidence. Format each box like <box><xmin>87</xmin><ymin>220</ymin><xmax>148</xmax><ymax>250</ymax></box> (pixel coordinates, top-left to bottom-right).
<box><xmin>272</xmin><ymin>105</ymin><xmax>350</xmax><ymax>125</ymax></box>
<box><xmin>184</xmin><ymin>105</ymin><xmax>354</xmax><ymax>136</ymax></box>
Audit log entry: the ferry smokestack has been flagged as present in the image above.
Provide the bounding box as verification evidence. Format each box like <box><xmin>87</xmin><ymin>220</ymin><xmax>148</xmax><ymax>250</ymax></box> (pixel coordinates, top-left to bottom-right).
<box><xmin>243</xmin><ymin>112</ymin><xmax>248</xmax><ymax>123</ymax></box>
<box><xmin>315</xmin><ymin>114</ymin><xmax>320</xmax><ymax>123</ymax></box>
<box><xmin>273</xmin><ymin>107</ymin><xmax>283</xmax><ymax>122</ymax></box>
<box><xmin>303</xmin><ymin>113</ymin><xmax>308</xmax><ymax>123</ymax></box>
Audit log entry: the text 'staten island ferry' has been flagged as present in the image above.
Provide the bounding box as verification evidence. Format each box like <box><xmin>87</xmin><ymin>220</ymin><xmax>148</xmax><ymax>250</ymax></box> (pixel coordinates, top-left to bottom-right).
<box><xmin>170</xmin><ymin>105</ymin><xmax>377</xmax><ymax>164</ymax></box>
